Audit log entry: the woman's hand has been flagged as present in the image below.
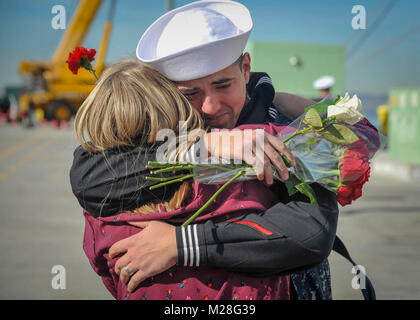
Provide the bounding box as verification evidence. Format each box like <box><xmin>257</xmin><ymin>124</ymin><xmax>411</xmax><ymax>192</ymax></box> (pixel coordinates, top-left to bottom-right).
<box><xmin>203</xmin><ymin>129</ymin><xmax>296</xmax><ymax>185</ymax></box>
<box><xmin>109</xmin><ymin>220</ymin><xmax>177</xmax><ymax>293</ymax></box>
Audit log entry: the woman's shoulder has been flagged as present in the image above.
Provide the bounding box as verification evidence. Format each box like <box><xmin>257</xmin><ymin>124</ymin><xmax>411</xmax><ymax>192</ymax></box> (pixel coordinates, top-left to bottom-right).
<box><xmin>70</xmin><ymin>144</ymin><xmax>160</xmax><ymax>173</ymax></box>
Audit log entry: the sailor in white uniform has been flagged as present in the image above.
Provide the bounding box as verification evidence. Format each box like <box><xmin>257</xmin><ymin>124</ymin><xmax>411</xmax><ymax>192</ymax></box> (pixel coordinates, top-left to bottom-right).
<box><xmin>313</xmin><ymin>75</ymin><xmax>335</xmax><ymax>102</ymax></box>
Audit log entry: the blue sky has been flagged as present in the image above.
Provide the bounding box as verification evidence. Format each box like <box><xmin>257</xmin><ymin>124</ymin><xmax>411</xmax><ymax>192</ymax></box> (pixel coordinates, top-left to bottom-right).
<box><xmin>1</xmin><ymin>0</ymin><xmax>419</xmax><ymax>96</ymax></box>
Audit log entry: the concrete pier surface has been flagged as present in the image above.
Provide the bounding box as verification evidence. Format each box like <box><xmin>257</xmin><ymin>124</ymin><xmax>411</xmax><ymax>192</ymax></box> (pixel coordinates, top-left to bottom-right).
<box><xmin>0</xmin><ymin>124</ymin><xmax>419</xmax><ymax>300</ymax></box>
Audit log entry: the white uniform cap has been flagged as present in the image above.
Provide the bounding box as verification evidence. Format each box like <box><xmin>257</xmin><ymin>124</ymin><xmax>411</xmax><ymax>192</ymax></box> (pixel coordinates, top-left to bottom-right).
<box><xmin>313</xmin><ymin>75</ymin><xmax>335</xmax><ymax>90</ymax></box>
<box><xmin>136</xmin><ymin>0</ymin><xmax>253</xmax><ymax>81</ymax></box>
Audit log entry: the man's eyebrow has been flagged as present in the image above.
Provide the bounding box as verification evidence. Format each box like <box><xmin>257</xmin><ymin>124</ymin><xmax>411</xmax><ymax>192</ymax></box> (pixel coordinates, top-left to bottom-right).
<box><xmin>177</xmin><ymin>85</ymin><xmax>199</xmax><ymax>92</ymax></box>
<box><xmin>211</xmin><ymin>77</ymin><xmax>234</xmax><ymax>85</ymax></box>
<box><xmin>177</xmin><ymin>77</ymin><xmax>234</xmax><ymax>91</ymax></box>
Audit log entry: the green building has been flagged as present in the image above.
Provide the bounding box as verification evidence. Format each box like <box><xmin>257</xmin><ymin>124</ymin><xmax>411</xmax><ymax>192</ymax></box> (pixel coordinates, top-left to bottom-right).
<box><xmin>245</xmin><ymin>41</ymin><xmax>345</xmax><ymax>99</ymax></box>
<box><xmin>388</xmin><ymin>88</ymin><xmax>420</xmax><ymax>164</ymax></box>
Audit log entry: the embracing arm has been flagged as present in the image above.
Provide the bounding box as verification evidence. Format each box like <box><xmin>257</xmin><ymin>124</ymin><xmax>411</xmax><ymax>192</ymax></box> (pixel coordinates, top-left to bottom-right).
<box><xmin>273</xmin><ymin>92</ymin><xmax>315</xmax><ymax>120</ymax></box>
<box><xmin>175</xmin><ymin>182</ymin><xmax>338</xmax><ymax>276</ymax></box>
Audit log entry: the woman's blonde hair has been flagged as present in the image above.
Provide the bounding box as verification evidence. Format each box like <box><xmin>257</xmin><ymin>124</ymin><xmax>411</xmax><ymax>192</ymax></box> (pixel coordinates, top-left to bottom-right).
<box><xmin>74</xmin><ymin>59</ymin><xmax>203</xmax><ymax>153</ymax></box>
<box><xmin>74</xmin><ymin>59</ymin><xmax>205</xmax><ymax>213</ymax></box>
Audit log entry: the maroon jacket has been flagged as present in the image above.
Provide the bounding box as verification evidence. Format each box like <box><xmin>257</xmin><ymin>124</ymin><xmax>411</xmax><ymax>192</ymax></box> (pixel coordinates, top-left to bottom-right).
<box><xmin>83</xmin><ymin>180</ymin><xmax>290</xmax><ymax>300</ymax></box>
<box><xmin>81</xmin><ymin>123</ymin><xmax>291</xmax><ymax>300</ymax></box>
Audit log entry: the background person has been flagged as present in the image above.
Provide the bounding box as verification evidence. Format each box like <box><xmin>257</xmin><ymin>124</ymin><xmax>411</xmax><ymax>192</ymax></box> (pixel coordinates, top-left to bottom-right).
<box><xmin>313</xmin><ymin>75</ymin><xmax>335</xmax><ymax>102</ymax></box>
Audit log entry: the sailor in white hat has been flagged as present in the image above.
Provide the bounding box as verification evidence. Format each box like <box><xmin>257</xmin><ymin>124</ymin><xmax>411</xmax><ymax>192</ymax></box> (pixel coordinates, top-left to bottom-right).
<box><xmin>313</xmin><ymin>75</ymin><xmax>335</xmax><ymax>102</ymax></box>
<box><xmin>137</xmin><ymin>0</ymin><xmax>252</xmax><ymax>82</ymax></box>
<box><xmin>112</xmin><ymin>0</ymin><xmax>335</xmax><ymax>300</ymax></box>
<box><xmin>136</xmin><ymin>0</ymin><xmax>315</xmax><ymax>128</ymax></box>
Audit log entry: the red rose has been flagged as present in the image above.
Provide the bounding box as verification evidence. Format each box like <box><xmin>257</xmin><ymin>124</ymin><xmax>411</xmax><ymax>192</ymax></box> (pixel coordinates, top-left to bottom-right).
<box><xmin>349</xmin><ymin>139</ymin><xmax>370</xmax><ymax>159</ymax></box>
<box><xmin>336</xmin><ymin>183</ymin><xmax>363</xmax><ymax>206</ymax></box>
<box><xmin>66</xmin><ymin>46</ymin><xmax>96</xmax><ymax>75</ymax></box>
<box><xmin>336</xmin><ymin>185</ymin><xmax>354</xmax><ymax>206</ymax></box>
<box><xmin>339</xmin><ymin>150</ymin><xmax>370</xmax><ymax>184</ymax></box>
<box><xmin>336</xmin><ymin>149</ymin><xmax>371</xmax><ymax>206</ymax></box>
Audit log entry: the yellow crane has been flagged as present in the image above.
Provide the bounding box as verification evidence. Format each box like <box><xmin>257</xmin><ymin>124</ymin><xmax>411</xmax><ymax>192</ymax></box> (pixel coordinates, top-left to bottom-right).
<box><xmin>18</xmin><ymin>0</ymin><xmax>115</xmax><ymax>122</ymax></box>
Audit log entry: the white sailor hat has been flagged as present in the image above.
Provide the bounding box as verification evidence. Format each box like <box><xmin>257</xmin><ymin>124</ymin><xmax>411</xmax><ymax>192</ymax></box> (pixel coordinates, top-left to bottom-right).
<box><xmin>313</xmin><ymin>75</ymin><xmax>335</xmax><ymax>90</ymax></box>
<box><xmin>136</xmin><ymin>0</ymin><xmax>253</xmax><ymax>81</ymax></box>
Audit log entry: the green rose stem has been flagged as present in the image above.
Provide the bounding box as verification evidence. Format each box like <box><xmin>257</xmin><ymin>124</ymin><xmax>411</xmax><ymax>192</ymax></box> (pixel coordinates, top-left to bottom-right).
<box><xmin>151</xmin><ymin>165</ymin><xmax>195</xmax><ymax>174</ymax></box>
<box><xmin>147</xmin><ymin>161</ymin><xmax>238</xmax><ymax>172</ymax></box>
<box><xmin>147</xmin><ymin>161</ymin><xmax>171</xmax><ymax>168</ymax></box>
<box><xmin>311</xmin><ymin>169</ymin><xmax>340</xmax><ymax>175</ymax></box>
<box><xmin>317</xmin><ymin>177</ymin><xmax>340</xmax><ymax>189</ymax></box>
<box><xmin>182</xmin><ymin>169</ymin><xmax>246</xmax><ymax>227</ymax></box>
<box><xmin>282</xmin><ymin>127</ymin><xmax>313</xmax><ymax>144</ymax></box>
<box><xmin>281</xmin><ymin>116</ymin><xmax>336</xmax><ymax>144</ymax></box>
<box><xmin>79</xmin><ymin>56</ymin><xmax>98</xmax><ymax>81</ymax></box>
<box><xmin>196</xmin><ymin>164</ymin><xmax>239</xmax><ymax>172</ymax></box>
<box><xmin>145</xmin><ymin>174</ymin><xmax>189</xmax><ymax>182</ymax></box>
<box><xmin>89</xmin><ymin>69</ymin><xmax>98</xmax><ymax>81</ymax></box>
<box><xmin>280</xmin><ymin>115</ymin><xmax>338</xmax><ymax>165</ymax></box>
<box><xmin>149</xmin><ymin>173</ymin><xmax>197</xmax><ymax>190</ymax></box>
<box><xmin>322</xmin><ymin>116</ymin><xmax>337</xmax><ymax>124</ymax></box>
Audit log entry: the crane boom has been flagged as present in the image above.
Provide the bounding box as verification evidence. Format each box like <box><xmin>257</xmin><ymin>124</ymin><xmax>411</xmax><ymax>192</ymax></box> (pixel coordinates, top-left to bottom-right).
<box><xmin>17</xmin><ymin>0</ymin><xmax>117</xmax><ymax>122</ymax></box>
<box><xmin>52</xmin><ymin>0</ymin><xmax>103</xmax><ymax>66</ymax></box>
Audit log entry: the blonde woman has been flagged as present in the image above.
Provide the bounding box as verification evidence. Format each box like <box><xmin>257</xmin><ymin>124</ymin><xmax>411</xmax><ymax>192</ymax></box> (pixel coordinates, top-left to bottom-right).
<box><xmin>70</xmin><ymin>59</ymin><xmax>294</xmax><ymax>300</ymax></box>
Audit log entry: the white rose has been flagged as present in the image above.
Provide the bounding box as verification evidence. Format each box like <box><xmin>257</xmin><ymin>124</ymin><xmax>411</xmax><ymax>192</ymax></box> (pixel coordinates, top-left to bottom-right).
<box><xmin>327</xmin><ymin>92</ymin><xmax>364</xmax><ymax>125</ymax></box>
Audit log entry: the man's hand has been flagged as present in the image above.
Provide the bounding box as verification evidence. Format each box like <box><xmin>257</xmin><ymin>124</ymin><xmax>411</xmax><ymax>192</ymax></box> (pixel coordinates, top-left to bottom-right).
<box><xmin>109</xmin><ymin>220</ymin><xmax>178</xmax><ymax>292</ymax></box>
<box><xmin>204</xmin><ymin>129</ymin><xmax>295</xmax><ymax>185</ymax></box>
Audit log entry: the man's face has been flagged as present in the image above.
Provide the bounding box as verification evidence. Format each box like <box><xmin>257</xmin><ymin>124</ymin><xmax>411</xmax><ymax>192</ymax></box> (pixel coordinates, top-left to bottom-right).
<box><xmin>177</xmin><ymin>53</ymin><xmax>251</xmax><ymax>129</ymax></box>
<box><xmin>320</xmin><ymin>88</ymin><xmax>331</xmax><ymax>98</ymax></box>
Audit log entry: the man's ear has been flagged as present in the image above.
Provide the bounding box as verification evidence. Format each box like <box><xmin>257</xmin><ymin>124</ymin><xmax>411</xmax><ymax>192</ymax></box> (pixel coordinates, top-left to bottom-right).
<box><xmin>242</xmin><ymin>52</ymin><xmax>251</xmax><ymax>84</ymax></box>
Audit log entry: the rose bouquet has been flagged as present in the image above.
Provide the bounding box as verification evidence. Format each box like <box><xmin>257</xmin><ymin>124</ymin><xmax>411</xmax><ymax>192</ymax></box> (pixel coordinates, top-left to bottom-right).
<box><xmin>146</xmin><ymin>93</ymin><xmax>382</xmax><ymax>226</ymax></box>
<box><xmin>281</xmin><ymin>93</ymin><xmax>381</xmax><ymax>206</ymax></box>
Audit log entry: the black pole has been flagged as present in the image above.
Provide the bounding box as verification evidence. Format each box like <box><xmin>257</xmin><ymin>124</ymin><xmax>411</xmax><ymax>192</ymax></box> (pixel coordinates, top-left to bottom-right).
<box><xmin>166</xmin><ymin>0</ymin><xmax>174</xmax><ymax>12</ymax></box>
<box><xmin>108</xmin><ymin>0</ymin><xmax>117</xmax><ymax>22</ymax></box>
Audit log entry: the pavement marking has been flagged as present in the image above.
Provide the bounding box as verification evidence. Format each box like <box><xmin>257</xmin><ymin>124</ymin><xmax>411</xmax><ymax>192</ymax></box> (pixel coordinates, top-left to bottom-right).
<box><xmin>0</xmin><ymin>130</ymin><xmax>65</xmax><ymax>182</ymax></box>
<box><xmin>0</xmin><ymin>129</ymin><xmax>51</xmax><ymax>162</ymax></box>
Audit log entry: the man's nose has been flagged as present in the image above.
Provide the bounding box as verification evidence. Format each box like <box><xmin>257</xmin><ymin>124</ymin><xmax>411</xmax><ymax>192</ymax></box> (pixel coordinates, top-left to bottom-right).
<box><xmin>201</xmin><ymin>94</ymin><xmax>222</xmax><ymax>116</ymax></box>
